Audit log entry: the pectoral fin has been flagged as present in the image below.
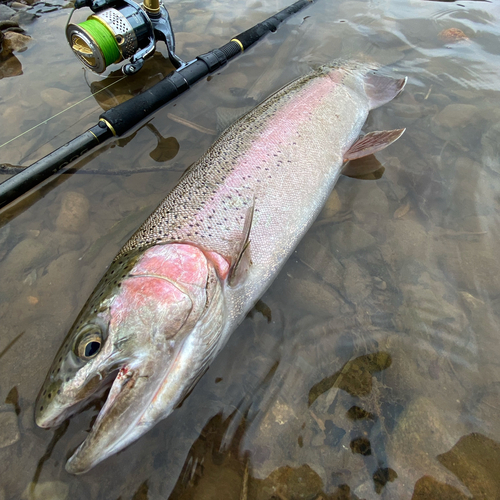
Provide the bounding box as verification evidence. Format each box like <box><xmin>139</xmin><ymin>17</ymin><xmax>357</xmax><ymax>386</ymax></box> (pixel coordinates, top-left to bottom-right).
<box><xmin>228</xmin><ymin>200</ymin><xmax>254</xmax><ymax>287</ymax></box>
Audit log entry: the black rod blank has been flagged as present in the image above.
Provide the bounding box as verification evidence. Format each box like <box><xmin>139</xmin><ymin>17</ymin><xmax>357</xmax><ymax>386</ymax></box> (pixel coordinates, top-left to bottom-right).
<box><xmin>0</xmin><ymin>0</ymin><xmax>313</xmax><ymax>210</ymax></box>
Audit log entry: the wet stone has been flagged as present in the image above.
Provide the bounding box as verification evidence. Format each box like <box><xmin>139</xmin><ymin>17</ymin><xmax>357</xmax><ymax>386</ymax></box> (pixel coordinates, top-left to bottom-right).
<box><xmin>0</xmin><ymin>406</ymin><xmax>20</xmax><ymax>448</ymax></box>
<box><xmin>2</xmin><ymin>31</ymin><xmax>30</xmax><ymax>53</ymax></box>
<box><xmin>0</xmin><ymin>20</ymin><xmax>19</xmax><ymax>30</ymax></box>
<box><xmin>10</xmin><ymin>2</ymin><xmax>28</xmax><ymax>10</ymax></box>
<box><xmin>11</xmin><ymin>10</ymin><xmax>38</xmax><ymax>24</ymax></box>
<box><xmin>0</xmin><ymin>53</ymin><xmax>22</xmax><ymax>78</ymax></box>
<box><xmin>0</xmin><ymin>5</ymin><xmax>16</xmax><ymax>21</ymax></box>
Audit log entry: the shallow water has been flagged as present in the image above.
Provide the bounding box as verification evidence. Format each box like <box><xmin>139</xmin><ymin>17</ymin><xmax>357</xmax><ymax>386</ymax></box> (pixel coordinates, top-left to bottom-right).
<box><xmin>1</xmin><ymin>0</ymin><xmax>500</xmax><ymax>498</ymax></box>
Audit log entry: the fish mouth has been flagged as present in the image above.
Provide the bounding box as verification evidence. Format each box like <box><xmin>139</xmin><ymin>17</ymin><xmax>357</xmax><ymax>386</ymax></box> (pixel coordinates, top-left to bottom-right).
<box><xmin>64</xmin><ymin>339</ymin><xmax>190</xmax><ymax>474</ymax></box>
<box><xmin>35</xmin><ymin>369</ymin><xmax>119</xmax><ymax>430</ymax></box>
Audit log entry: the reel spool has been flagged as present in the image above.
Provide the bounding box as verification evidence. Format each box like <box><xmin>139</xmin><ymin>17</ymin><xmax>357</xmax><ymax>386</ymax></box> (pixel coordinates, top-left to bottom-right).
<box><xmin>66</xmin><ymin>0</ymin><xmax>185</xmax><ymax>75</ymax></box>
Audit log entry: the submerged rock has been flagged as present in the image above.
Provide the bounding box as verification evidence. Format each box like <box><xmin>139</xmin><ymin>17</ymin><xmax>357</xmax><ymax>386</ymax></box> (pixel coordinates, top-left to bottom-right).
<box><xmin>438</xmin><ymin>28</ymin><xmax>469</xmax><ymax>43</ymax></box>
<box><xmin>55</xmin><ymin>191</ymin><xmax>90</xmax><ymax>234</ymax></box>
<box><xmin>320</xmin><ymin>189</ymin><xmax>342</xmax><ymax>219</ymax></box>
<box><xmin>433</xmin><ymin>104</ymin><xmax>478</xmax><ymax>128</ymax></box>
<box><xmin>330</xmin><ymin>221</ymin><xmax>377</xmax><ymax>254</ymax></box>
<box><xmin>40</xmin><ymin>87</ymin><xmax>73</xmax><ymax>109</ymax></box>
<box><xmin>284</xmin><ymin>278</ymin><xmax>344</xmax><ymax>317</ymax></box>
<box><xmin>0</xmin><ymin>406</ymin><xmax>20</xmax><ymax>448</ymax></box>
<box><xmin>23</xmin><ymin>481</ymin><xmax>69</xmax><ymax>500</ymax></box>
<box><xmin>440</xmin><ymin>240</ymin><xmax>500</xmax><ymax>297</ymax></box>
<box><xmin>387</xmin><ymin>396</ymin><xmax>470</xmax><ymax>498</ymax></box>
<box><xmin>296</xmin><ymin>237</ymin><xmax>344</xmax><ymax>291</ymax></box>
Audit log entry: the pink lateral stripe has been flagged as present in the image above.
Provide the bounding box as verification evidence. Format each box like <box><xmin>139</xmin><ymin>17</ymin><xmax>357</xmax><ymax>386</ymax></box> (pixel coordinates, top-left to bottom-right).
<box><xmin>196</xmin><ymin>75</ymin><xmax>339</xmax><ymax>222</ymax></box>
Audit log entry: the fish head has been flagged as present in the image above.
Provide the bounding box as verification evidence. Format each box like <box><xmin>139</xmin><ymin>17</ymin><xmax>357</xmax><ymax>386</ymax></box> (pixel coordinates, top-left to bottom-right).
<box><xmin>35</xmin><ymin>243</ymin><xmax>225</xmax><ymax>473</ymax></box>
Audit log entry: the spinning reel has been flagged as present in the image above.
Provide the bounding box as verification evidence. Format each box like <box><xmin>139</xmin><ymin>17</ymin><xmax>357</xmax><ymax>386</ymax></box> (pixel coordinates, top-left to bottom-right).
<box><xmin>66</xmin><ymin>0</ymin><xmax>185</xmax><ymax>75</ymax></box>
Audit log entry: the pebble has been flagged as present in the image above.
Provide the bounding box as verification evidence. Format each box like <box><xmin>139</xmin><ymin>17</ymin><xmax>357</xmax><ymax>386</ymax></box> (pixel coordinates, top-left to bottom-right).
<box><xmin>0</xmin><ymin>407</ymin><xmax>20</xmax><ymax>448</ymax></box>
<box><xmin>433</xmin><ymin>103</ymin><xmax>478</xmax><ymax>128</ymax></box>
<box><xmin>55</xmin><ymin>191</ymin><xmax>90</xmax><ymax>234</ymax></box>
<box><xmin>330</xmin><ymin>221</ymin><xmax>377</xmax><ymax>254</ymax></box>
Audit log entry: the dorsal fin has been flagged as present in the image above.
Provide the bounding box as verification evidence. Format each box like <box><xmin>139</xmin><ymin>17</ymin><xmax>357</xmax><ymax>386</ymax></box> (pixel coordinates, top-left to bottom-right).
<box><xmin>364</xmin><ymin>73</ymin><xmax>407</xmax><ymax>109</ymax></box>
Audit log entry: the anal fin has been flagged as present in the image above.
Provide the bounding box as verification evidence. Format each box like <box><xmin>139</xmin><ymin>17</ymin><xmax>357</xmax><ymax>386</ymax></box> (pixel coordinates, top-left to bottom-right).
<box><xmin>343</xmin><ymin>128</ymin><xmax>405</xmax><ymax>163</ymax></box>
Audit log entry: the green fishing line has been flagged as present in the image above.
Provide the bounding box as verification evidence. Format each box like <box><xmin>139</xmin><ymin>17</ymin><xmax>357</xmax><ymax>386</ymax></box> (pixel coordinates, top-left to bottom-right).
<box><xmin>79</xmin><ymin>18</ymin><xmax>120</xmax><ymax>66</ymax></box>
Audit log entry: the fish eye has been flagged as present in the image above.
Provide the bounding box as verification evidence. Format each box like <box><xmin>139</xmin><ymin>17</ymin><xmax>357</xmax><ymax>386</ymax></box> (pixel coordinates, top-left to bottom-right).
<box><xmin>75</xmin><ymin>327</ymin><xmax>103</xmax><ymax>361</ymax></box>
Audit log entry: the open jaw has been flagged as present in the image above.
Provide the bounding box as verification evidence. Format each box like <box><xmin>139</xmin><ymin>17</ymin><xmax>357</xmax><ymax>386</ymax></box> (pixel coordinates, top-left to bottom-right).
<box><xmin>65</xmin><ymin>338</ymin><xmax>190</xmax><ymax>474</ymax></box>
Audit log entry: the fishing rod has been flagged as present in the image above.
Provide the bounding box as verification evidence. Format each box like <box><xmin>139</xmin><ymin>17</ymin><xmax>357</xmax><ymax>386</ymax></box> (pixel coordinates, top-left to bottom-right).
<box><xmin>0</xmin><ymin>0</ymin><xmax>313</xmax><ymax>210</ymax></box>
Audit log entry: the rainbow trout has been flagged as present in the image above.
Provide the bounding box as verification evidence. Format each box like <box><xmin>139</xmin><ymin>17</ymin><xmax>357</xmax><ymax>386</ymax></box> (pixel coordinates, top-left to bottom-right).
<box><xmin>35</xmin><ymin>61</ymin><xmax>406</xmax><ymax>473</ymax></box>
